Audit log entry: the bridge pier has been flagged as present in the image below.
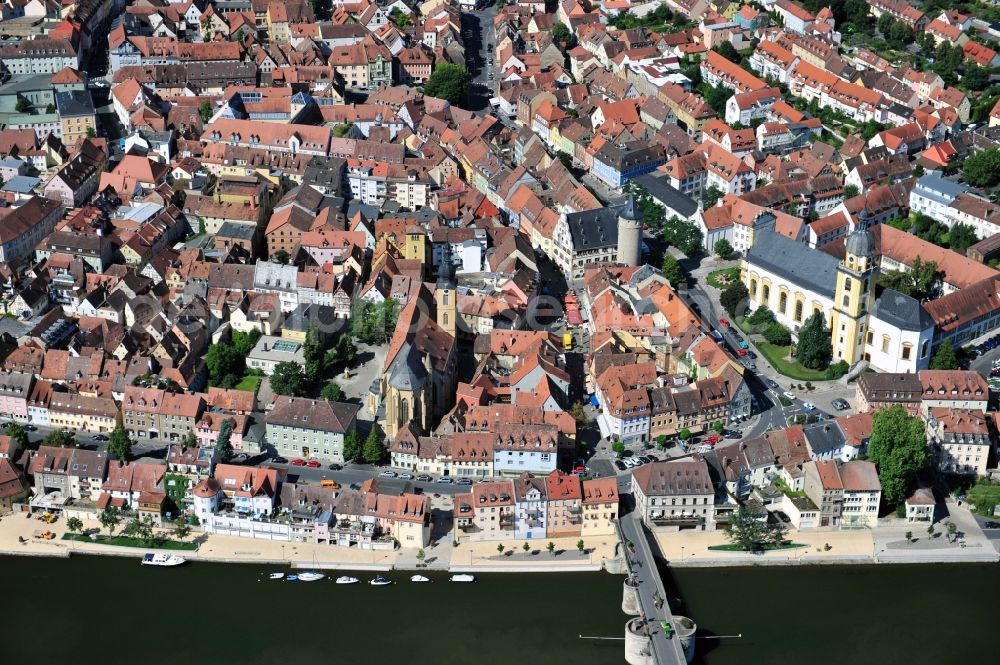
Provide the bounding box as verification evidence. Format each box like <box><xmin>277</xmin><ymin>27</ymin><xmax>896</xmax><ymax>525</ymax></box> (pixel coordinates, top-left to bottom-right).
<box><xmin>622</xmin><ymin>576</ymin><xmax>641</xmax><ymax>615</ymax></box>
<box><xmin>625</xmin><ymin>618</ymin><xmax>655</xmax><ymax>665</ymax></box>
<box><xmin>674</xmin><ymin>616</ymin><xmax>697</xmax><ymax>663</ymax></box>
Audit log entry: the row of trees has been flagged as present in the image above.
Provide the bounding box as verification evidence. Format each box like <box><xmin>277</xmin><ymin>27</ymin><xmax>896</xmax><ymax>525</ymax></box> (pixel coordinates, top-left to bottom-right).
<box><xmin>76</xmin><ymin>507</ymin><xmax>192</xmax><ymax>545</ymax></box>
<box><xmin>342</xmin><ymin>426</ymin><xmax>387</xmax><ymax>465</ymax></box>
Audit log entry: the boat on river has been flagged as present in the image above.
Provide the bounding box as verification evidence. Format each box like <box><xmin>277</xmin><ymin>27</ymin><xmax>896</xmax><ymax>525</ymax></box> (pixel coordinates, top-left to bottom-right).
<box><xmin>141</xmin><ymin>553</ymin><xmax>186</xmax><ymax>567</ymax></box>
<box><xmin>370</xmin><ymin>576</ymin><xmax>392</xmax><ymax>586</ymax></box>
<box><xmin>336</xmin><ymin>576</ymin><xmax>360</xmax><ymax>584</ymax></box>
<box><xmin>410</xmin><ymin>575</ymin><xmax>430</xmax><ymax>582</ymax></box>
<box><xmin>450</xmin><ymin>574</ymin><xmax>475</xmax><ymax>583</ymax></box>
<box><xmin>297</xmin><ymin>572</ymin><xmax>325</xmax><ymax>582</ymax></box>
<box><xmin>269</xmin><ymin>573</ymin><xmax>285</xmax><ymax>580</ymax></box>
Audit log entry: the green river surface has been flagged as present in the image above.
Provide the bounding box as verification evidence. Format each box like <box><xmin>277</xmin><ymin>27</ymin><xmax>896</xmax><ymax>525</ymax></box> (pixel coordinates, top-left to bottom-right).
<box><xmin>0</xmin><ymin>555</ymin><xmax>994</xmax><ymax>664</ymax></box>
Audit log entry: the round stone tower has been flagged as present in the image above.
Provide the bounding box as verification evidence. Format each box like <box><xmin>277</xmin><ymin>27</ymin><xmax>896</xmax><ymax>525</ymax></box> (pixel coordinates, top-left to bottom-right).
<box><xmin>616</xmin><ymin>194</ymin><xmax>643</xmax><ymax>267</ymax></box>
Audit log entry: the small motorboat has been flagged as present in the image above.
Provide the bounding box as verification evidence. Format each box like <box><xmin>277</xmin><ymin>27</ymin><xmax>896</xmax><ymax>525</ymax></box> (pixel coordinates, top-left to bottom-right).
<box><xmin>141</xmin><ymin>553</ymin><xmax>186</xmax><ymax>567</ymax></box>
<box><xmin>285</xmin><ymin>575</ymin><xmax>299</xmax><ymax>582</ymax></box>
<box><xmin>369</xmin><ymin>575</ymin><xmax>392</xmax><ymax>586</ymax></box>
<box><xmin>336</xmin><ymin>576</ymin><xmax>360</xmax><ymax>585</ymax></box>
<box><xmin>297</xmin><ymin>572</ymin><xmax>325</xmax><ymax>582</ymax></box>
<box><xmin>410</xmin><ymin>574</ymin><xmax>430</xmax><ymax>583</ymax></box>
<box><xmin>450</xmin><ymin>574</ymin><xmax>475</xmax><ymax>583</ymax></box>
<box><xmin>268</xmin><ymin>573</ymin><xmax>285</xmax><ymax>580</ymax></box>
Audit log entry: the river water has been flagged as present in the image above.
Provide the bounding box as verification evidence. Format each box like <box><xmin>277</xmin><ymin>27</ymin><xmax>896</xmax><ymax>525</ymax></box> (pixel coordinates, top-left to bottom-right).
<box><xmin>0</xmin><ymin>556</ymin><xmax>994</xmax><ymax>664</ymax></box>
<box><xmin>666</xmin><ymin>563</ymin><xmax>998</xmax><ymax>665</ymax></box>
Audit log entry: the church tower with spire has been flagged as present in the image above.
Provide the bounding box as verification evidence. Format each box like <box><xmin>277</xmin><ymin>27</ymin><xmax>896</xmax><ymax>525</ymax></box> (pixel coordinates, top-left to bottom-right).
<box><xmin>435</xmin><ymin>259</ymin><xmax>456</xmax><ymax>338</ymax></box>
<box><xmin>831</xmin><ymin>222</ymin><xmax>877</xmax><ymax>366</ymax></box>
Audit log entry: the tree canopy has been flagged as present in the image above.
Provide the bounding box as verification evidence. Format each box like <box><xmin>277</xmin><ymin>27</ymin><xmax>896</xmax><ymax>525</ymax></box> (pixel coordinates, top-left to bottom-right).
<box><xmin>796</xmin><ymin>311</ymin><xmax>832</xmax><ymax>369</ymax></box>
<box><xmin>362</xmin><ymin>427</ymin><xmax>387</xmax><ymax>464</ymax></box>
<box><xmin>929</xmin><ymin>339</ymin><xmax>958</xmax><ymax>370</ymax></box>
<box><xmin>877</xmin><ymin>257</ymin><xmax>940</xmax><ymax>300</ymax></box>
<box><xmin>351</xmin><ymin>299</ymin><xmax>399</xmax><ymax>345</ymax></box>
<box><xmin>660</xmin><ymin>254</ymin><xmax>686</xmax><ymax>286</ymax></box>
<box><xmin>867</xmin><ymin>405</ymin><xmax>927</xmax><ymax>507</ymax></box>
<box><xmin>3</xmin><ymin>422</ymin><xmax>29</xmax><ymax>450</ymax></box>
<box><xmin>714</xmin><ymin>238</ymin><xmax>733</xmax><ymax>259</ymax></box>
<box><xmin>726</xmin><ymin>505</ymin><xmax>787</xmax><ymax>551</ymax></box>
<box><xmin>962</xmin><ymin>148</ymin><xmax>1000</xmax><ymax>188</ymax></box>
<box><xmin>423</xmin><ymin>63</ymin><xmax>472</xmax><ymax>105</ymax></box>
<box><xmin>763</xmin><ymin>322</ymin><xmax>792</xmax><ymax>346</ymax></box>
<box><xmin>269</xmin><ymin>362</ymin><xmax>306</xmax><ymax>397</ymax></box>
<box><xmin>720</xmin><ymin>283</ymin><xmax>749</xmax><ymax>317</ymax></box>
<box><xmin>216</xmin><ymin>418</ymin><xmax>234</xmax><ymax>462</ymax></box>
<box><xmin>342</xmin><ymin>428</ymin><xmax>362</xmax><ymax>462</ymax></box>
<box><xmin>107</xmin><ymin>424</ymin><xmax>132</xmax><ymax>463</ymax></box>
<box><xmin>321</xmin><ymin>381</ymin><xmax>345</xmax><ymax>402</ymax></box>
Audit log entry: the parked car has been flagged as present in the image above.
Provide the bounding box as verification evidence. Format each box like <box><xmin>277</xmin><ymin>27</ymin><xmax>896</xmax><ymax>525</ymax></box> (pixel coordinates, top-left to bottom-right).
<box><xmin>742</xmin><ymin>359</ymin><xmax>756</xmax><ymax>370</ymax></box>
<box><xmin>727</xmin><ymin>326</ymin><xmax>737</xmax><ymax>335</ymax></box>
<box><xmin>802</xmin><ymin>403</ymin><xmax>816</xmax><ymax>411</ymax></box>
<box><xmin>399</xmin><ymin>473</ymin><xmax>414</xmax><ymax>480</ymax></box>
<box><xmin>416</xmin><ymin>474</ymin><xmax>432</xmax><ymax>482</ymax></box>
<box><xmin>272</xmin><ymin>456</ymin><xmax>288</xmax><ymax>464</ymax></box>
<box><xmin>984</xmin><ymin>521</ymin><xmax>1000</xmax><ymax>529</ymax></box>
<box><xmin>93</xmin><ymin>434</ymin><xmax>109</xmax><ymax>442</ymax></box>
<box><xmin>379</xmin><ymin>470</ymin><xmax>398</xmax><ymax>478</ymax></box>
<box><xmin>832</xmin><ymin>398</ymin><xmax>851</xmax><ymax>411</ymax></box>
<box><xmin>291</xmin><ymin>459</ymin><xmax>306</xmax><ymax>466</ymax></box>
<box><xmin>737</xmin><ymin>348</ymin><xmax>747</xmax><ymax>356</ymax></box>
<box><xmin>456</xmin><ymin>478</ymin><xmax>473</xmax><ymax>485</ymax></box>
<box><xmin>328</xmin><ymin>463</ymin><xmax>342</xmax><ymax>471</ymax></box>
<box><xmin>436</xmin><ymin>476</ymin><xmax>454</xmax><ymax>484</ymax></box>
<box><xmin>782</xmin><ymin>391</ymin><xmax>796</xmax><ymax>400</ymax></box>
<box><xmin>23</xmin><ymin>424</ymin><xmax>36</xmax><ymax>431</ymax></box>
<box><xmin>614</xmin><ymin>460</ymin><xmax>627</xmax><ymax>471</ymax></box>
<box><xmin>738</xmin><ymin>339</ymin><xmax>749</xmax><ymax>349</ymax></box>
<box><xmin>765</xmin><ymin>379</ymin><xmax>779</xmax><ymax>390</ymax></box>
<box><xmin>719</xmin><ymin>317</ymin><xmax>730</xmax><ymax>326</ymax></box>
<box><xmin>305</xmin><ymin>459</ymin><xmax>321</xmax><ymax>468</ymax></box>
<box><xmin>748</xmin><ymin>351</ymin><xmax>758</xmax><ymax>359</ymax></box>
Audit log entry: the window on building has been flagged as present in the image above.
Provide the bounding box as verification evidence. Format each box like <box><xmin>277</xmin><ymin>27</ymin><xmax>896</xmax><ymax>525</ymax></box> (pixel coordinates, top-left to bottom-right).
<box><xmin>902</xmin><ymin>344</ymin><xmax>912</xmax><ymax>360</ymax></box>
<box><xmin>921</xmin><ymin>340</ymin><xmax>929</xmax><ymax>358</ymax></box>
<box><xmin>778</xmin><ymin>291</ymin><xmax>787</xmax><ymax>314</ymax></box>
<box><xmin>881</xmin><ymin>336</ymin><xmax>890</xmax><ymax>353</ymax></box>
<box><xmin>762</xmin><ymin>284</ymin><xmax>770</xmax><ymax>303</ymax></box>
<box><xmin>794</xmin><ymin>300</ymin><xmax>803</xmax><ymax>322</ymax></box>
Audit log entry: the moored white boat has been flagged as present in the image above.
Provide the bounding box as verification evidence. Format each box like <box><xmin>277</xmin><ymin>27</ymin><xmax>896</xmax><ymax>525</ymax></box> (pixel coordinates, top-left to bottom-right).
<box><xmin>450</xmin><ymin>574</ymin><xmax>475</xmax><ymax>583</ymax></box>
<box><xmin>370</xmin><ymin>575</ymin><xmax>392</xmax><ymax>586</ymax></box>
<box><xmin>336</xmin><ymin>576</ymin><xmax>360</xmax><ymax>584</ymax></box>
<box><xmin>297</xmin><ymin>571</ymin><xmax>325</xmax><ymax>582</ymax></box>
<box><xmin>285</xmin><ymin>575</ymin><xmax>299</xmax><ymax>581</ymax></box>
<box><xmin>268</xmin><ymin>572</ymin><xmax>285</xmax><ymax>580</ymax></box>
<box><xmin>141</xmin><ymin>553</ymin><xmax>186</xmax><ymax>567</ymax></box>
<box><xmin>410</xmin><ymin>574</ymin><xmax>430</xmax><ymax>582</ymax></box>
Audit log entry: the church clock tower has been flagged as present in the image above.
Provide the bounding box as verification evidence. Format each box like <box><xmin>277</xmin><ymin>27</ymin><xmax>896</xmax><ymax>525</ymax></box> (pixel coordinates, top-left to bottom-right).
<box><xmin>831</xmin><ymin>223</ymin><xmax>877</xmax><ymax>366</ymax></box>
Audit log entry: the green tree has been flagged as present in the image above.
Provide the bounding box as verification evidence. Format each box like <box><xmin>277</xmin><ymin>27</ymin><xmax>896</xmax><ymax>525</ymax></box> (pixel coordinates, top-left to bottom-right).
<box><xmin>269</xmin><ymin>362</ymin><xmax>306</xmax><ymax>397</ymax></box>
<box><xmin>962</xmin><ymin>148</ymin><xmax>1000</xmax><ymax>188</ymax></box>
<box><xmin>547</xmin><ymin>541</ymin><xmax>556</xmax><ymax>556</ymax></box>
<box><xmin>878</xmin><ymin>257</ymin><xmax>939</xmax><ymax>299</ymax></box>
<box><xmin>423</xmin><ymin>63</ymin><xmax>473</xmax><ymax>105</ymax></box>
<box><xmin>611</xmin><ymin>440</ymin><xmax>625</xmax><ymax>457</ymax></box>
<box><xmin>497</xmin><ymin>543</ymin><xmax>505</xmax><ymax>555</ymax></box>
<box><xmin>199</xmin><ymin>100</ymin><xmax>213</xmax><ymax>122</ymax></box>
<box><xmin>912</xmin><ymin>164</ymin><xmax>925</xmax><ymax>178</ymax></box>
<box><xmin>570</xmin><ymin>401</ymin><xmax>588</xmax><ymax>424</ymax></box>
<box><xmin>577</xmin><ymin>539</ymin><xmax>585</xmax><ymax>553</ymax></box>
<box><xmin>99</xmin><ymin>507</ymin><xmax>121</xmax><ymax>537</ymax></box>
<box><xmin>712</xmin><ymin>41</ymin><xmax>739</xmax><ymax>64</ymax></box>
<box><xmin>15</xmin><ymin>97</ymin><xmax>30</xmax><ymax>113</ymax></box>
<box><xmin>172</xmin><ymin>522</ymin><xmax>192</xmax><ymax>540</ymax></box>
<box><xmin>888</xmin><ymin>20</ymin><xmax>912</xmax><ymax>47</ymax></box>
<box><xmin>321</xmin><ymin>381</ymin><xmax>345</xmax><ymax>402</ymax></box>
<box><xmin>720</xmin><ymin>282</ymin><xmax>749</xmax><ymax>317</ymax></box>
<box><xmin>713</xmin><ymin>238</ymin><xmax>734</xmax><ymax>259</ymax></box>
<box><xmin>867</xmin><ymin>405</ymin><xmax>928</xmax><ymax>507</ymax></box>
<box><xmin>661</xmin><ymin>254</ymin><xmax>686</xmax><ymax>286</ymax></box>
<box><xmin>181</xmin><ymin>430</ymin><xmax>198</xmax><ymax>448</ymax></box>
<box><xmin>362</xmin><ymin>427</ymin><xmax>386</xmax><ymax>464</ymax></box>
<box><xmin>272</xmin><ymin>250</ymin><xmax>290</xmax><ymax>264</ymax></box>
<box><xmin>342</xmin><ymin>428</ymin><xmax>362</xmax><ymax>462</ymax></box>
<box><xmin>843</xmin><ymin>184</ymin><xmax>859</xmax><ymax>199</ymax></box>
<box><xmin>3</xmin><ymin>422</ymin><xmax>29</xmax><ymax>450</ymax></box>
<box><xmin>332</xmin><ymin>123</ymin><xmax>354</xmax><ymax>137</ymax></box>
<box><xmin>725</xmin><ymin>505</ymin><xmax>785</xmax><ymax>551</ymax></box>
<box><xmin>231</xmin><ymin>329</ymin><xmax>262</xmax><ymax>357</ymax></box>
<box><xmin>215</xmin><ymin>418</ymin><xmax>234</xmax><ymax>463</ymax></box>
<box><xmin>205</xmin><ymin>342</ymin><xmax>245</xmax><ymax>386</ymax></box>
<box><xmin>961</xmin><ymin>64</ymin><xmax>989</xmax><ymax>93</ymax></box>
<box><xmin>763</xmin><ymin>321</ymin><xmax>792</xmax><ymax>346</ymax></box>
<box><xmin>45</xmin><ymin>429</ymin><xmax>75</xmax><ymax>447</ymax></box>
<box><xmin>107</xmin><ymin>424</ymin><xmax>133</xmax><ymax>463</ymax></box>
<box><xmin>551</xmin><ymin>23</ymin><xmax>576</xmax><ymax>48</ymax></box>
<box><xmin>712</xmin><ymin>421</ymin><xmax>725</xmax><ymax>434</ymax></box>
<box><xmin>702</xmin><ymin>185</ymin><xmax>724</xmax><ymax>209</ymax></box>
<box><xmin>417</xmin><ymin>548</ymin><xmax>426</xmax><ymax>561</ymax></box>
<box><xmin>947</xmin><ymin>223</ymin><xmax>978</xmax><ymax>252</ymax></box>
<box><xmin>86</xmin><ymin>127</ymin><xmax>96</xmax><ymax>138</ymax></box>
<box><xmin>930</xmin><ymin>339</ymin><xmax>958</xmax><ymax>370</ymax></box>
<box><xmin>302</xmin><ymin>325</ymin><xmax>325</xmax><ymax>383</ymax></box>
<box><xmin>66</xmin><ymin>516</ymin><xmax>83</xmax><ymax>535</ymax></box>
<box><xmin>388</xmin><ymin>7</ymin><xmax>411</xmax><ymax>28</ymax></box>
<box><xmin>747</xmin><ymin>307</ymin><xmax>775</xmax><ymax>327</ymax></box>
<box><xmin>678</xmin><ymin>429</ymin><xmax>692</xmax><ymax>441</ymax></box>
<box><xmin>351</xmin><ymin>299</ymin><xmax>399</xmax><ymax>345</ymax></box>
<box><xmin>796</xmin><ymin>311</ymin><xmax>832</xmax><ymax>369</ymax></box>
<box><xmin>523</xmin><ymin>541</ymin><xmax>531</xmax><ymax>552</ymax></box>
<box><xmin>45</xmin><ymin>103</ymin><xmax>55</xmax><ymax>114</ymax></box>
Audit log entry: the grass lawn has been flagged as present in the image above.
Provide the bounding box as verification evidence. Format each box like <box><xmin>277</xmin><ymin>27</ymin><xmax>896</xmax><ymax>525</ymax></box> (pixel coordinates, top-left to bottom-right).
<box><xmin>706</xmin><ymin>268</ymin><xmax>740</xmax><ymax>289</ymax></box>
<box><xmin>755</xmin><ymin>341</ymin><xmax>829</xmax><ymax>381</ymax></box>
<box><xmin>63</xmin><ymin>533</ymin><xmax>198</xmax><ymax>551</ymax></box>
<box><xmin>965</xmin><ymin>479</ymin><xmax>1000</xmax><ymax>516</ymax></box>
<box><xmin>708</xmin><ymin>542</ymin><xmax>806</xmax><ymax>552</ymax></box>
<box><xmin>234</xmin><ymin>375</ymin><xmax>262</xmax><ymax>392</ymax></box>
